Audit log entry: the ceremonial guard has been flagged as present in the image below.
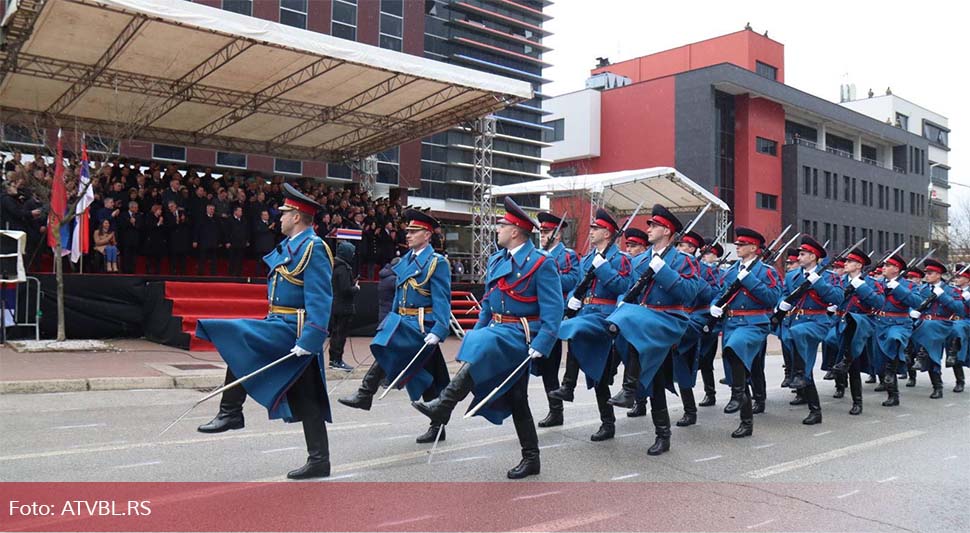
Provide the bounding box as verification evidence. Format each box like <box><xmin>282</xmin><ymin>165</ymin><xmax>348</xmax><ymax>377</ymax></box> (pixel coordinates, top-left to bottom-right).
<box><xmin>606</xmin><ymin>205</ymin><xmax>701</xmax><ymax>455</ymax></box>
<box><xmin>870</xmin><ymin>253</ymin><xmax>922</xmax><ymax>407</ymax></box>
<box><xmin>829</xmin><ymin>250</ymin><xmax>884</xmax><ymax>415</ymax></box>
<box><xmin>609</xmin><ymin>227</ymin><xmax>651</xmax><ymax>418</ymax></box>
<box><xmin>708</xmin><ymin>228</ymin><xmax>782</xmax><ymax>438</ymax></box>
<box><xmin>531</xmin><ymin>212</ymin><xmax>581</xmax><ymax>428</ymax></box>
<box><xmin>947</xmin><ymin>266</ymin><xmax>970</xmax><ymax>393</ymax></box>
<box><xmin>668</xmin><ymin>229</ymin><xmax>710</xmax><ymax>427</ymax></box>
<box><xmin>902</xmin><ymin>268</ymin><xmax>926</xmax><ymax>388</ymax></box>
<box><xmin>775</xmin><ymin>236</ymin><xmax>844</xmax><ymax>425</ymax></box>
<box><xmin>779</xmin><ymin>248</ymin><xmax>801</xmax><ymax>390</ymax></box>
<box><xmin>412</xmin><ymin>197</ymin><xmax>563</xmax><ymax>479</ymax></box>
<box><xmin>555</xmin><ymin>208</ymin><xmax>633</xmax><ymax>442</ymax></box>
<box><xmin>338</xmin><ymin>209</ymin><xmax>452</xmax><ymax>443</ymax></box>
<box><xmin>196</xmin><ymin>183</ymin><xmax>334</xmax><ymax>479</ymax></box>
<box><xmin>696</xmin><ymin>239</ymin><xmax>725</xmax><ymax>408</ymax></box>
<box><xmin>908</xmin><ymin>259</ymin><xmax>964</xmax><ymax>399</ymax></box>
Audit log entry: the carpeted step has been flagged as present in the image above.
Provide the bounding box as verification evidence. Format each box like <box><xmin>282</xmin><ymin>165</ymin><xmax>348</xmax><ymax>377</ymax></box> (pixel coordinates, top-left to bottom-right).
<box><xmin>165</xmin><ymin>281</ymin><xmax>266</xmax><ymax>300</ymax></box>
<box><xmin>170</xmin><ymin>297</ymin><xmax>269</xmax><ymax>317</ymax></box>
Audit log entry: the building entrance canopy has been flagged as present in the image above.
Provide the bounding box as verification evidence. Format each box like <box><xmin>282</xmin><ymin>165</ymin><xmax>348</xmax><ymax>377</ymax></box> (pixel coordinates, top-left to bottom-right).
<box><xmin>0</xmin><ymin>0</ymin><xmax>532</xmax><ymax>162</ymax></box>
<box><xmin>491</xmin><ymin>167</ymin><xmax>730</xmax><ymax>215</ymax></box>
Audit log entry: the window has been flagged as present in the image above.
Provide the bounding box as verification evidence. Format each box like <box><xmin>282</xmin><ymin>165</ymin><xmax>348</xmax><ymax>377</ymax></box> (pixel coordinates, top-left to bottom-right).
<box><xmin>379</xmin><ymin>0</ymin><xmax>404</xmax><ymax>52</ymax></box>
<box><xmin>86</xmin><ymin>135</ymin><xmax>118</xmax><ymax>154</ymax></box>
<box><xmin>274</xmin><ymin>158</ymin><xmax>302</xmax><ymax>175</ymax></box>
<box><xmin>824</xmin><ymin>223</ymin><xmax>831</xmax><ymax>244</ymax></box>
<box><xmin>861</xmin><ymin>180</ymin><xmax>867</xmax><ymax>205</ymax></box>
<box><xmin>755</xmin><ymin>61</ymin><xmax>777</xmax><ymax>81</ymax></box>
<box><xmin>755</xmin><ymin>137</ymin><xmax>777</xmax><ymax>156</ymax></box>
<box><xmin>812</xmin><ymin>169</ymin><xmax>818</xmax><ymax>196</ymax></box>
<box><xmin>802</xmin><ymin>166</ymin><xmax>811</xmax><ymax>195</ymax></box>
<box><xmin>1</xmin><ymin>124</ymin><xmax>44</xmax><ymax>146</ymax></box>
<box><xmin>802</xmin><ymin>220</ymin><xmax>811</xmax><ymax>236</ymax></box>
<box><xmin>543</xmin><ymin>118</ymin><xmax>564</xmax><ymax>142</ymax></box>
<box><xmin>895</xmin><ymin>112</ymin><xmax>908</xmax><ymax>130</ymax></box>
<box><xmin>824</xmin><ymin>171</ymin><xmax>831</xmax><ymax>199</ymax></box>
<box><xmin>922</xmin><ymin>121</ymin><xmax>949</xmax><ymax>147</ymax></box>
<box><xmin>222</xmin><ymin>0</ymin><xmax>252</xmax><ymax>16</ymax></box>
<box><xmin>910</xmin><ymin>192</ymin><xmax>916</xmax><ymax>215</ymax></box>
<box><xmin>280</xmin><ymin>0</ymin><xmax>307</xmax><ymax>29</ymax></box>
<box><xmin>843</xmin><ymin>176</ymin><xmax>850</xmax><ymax>203</ymax></box>
<box><xmin>152</xmin><ymin>144</ymin><xmax>186</xmax><ymax>162</ymax></box>
<box><xmin>217</xmin><ymin>151</ymin><xmax>247</xmax><ymax>169</ymax></box>
<box><xmin>756</xmin><ymin>192</ymin><xmax>777</xmax><ymax>210</ymax></box>
<box><xmin>332</xmin><ymin>0</ymin><xmax>357</xmax><ymax>41</ymax></box>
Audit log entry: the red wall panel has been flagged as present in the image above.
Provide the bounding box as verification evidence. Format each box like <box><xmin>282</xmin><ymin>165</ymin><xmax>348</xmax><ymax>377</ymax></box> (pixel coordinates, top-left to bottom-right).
<box><xmin>589</xmin><ymin>77</ymin><xmax>677</xmax><ymax>174</ymax></box>
<box><xmin>733</xmin><ymin>94</ymin><xmax>784</xmax><ymax>240</ymax></box>
<box><xmin>356</xmin><ymin>0</ymin><xmax>379</xmax><ymax>46</ymax></box>
<box><xmin>253</xmin><ymin>0</ymin><xmax>279</xmax><ymax>22</ymax></box>
<box><xmin>307</xmin><ymin>0</ymin><xmax>332</xmax><ymax>34</ymax></box>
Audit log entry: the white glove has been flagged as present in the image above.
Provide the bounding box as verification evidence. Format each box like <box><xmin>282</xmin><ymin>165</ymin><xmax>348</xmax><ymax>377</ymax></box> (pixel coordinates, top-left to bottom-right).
<box><xmin>737</xmin><ymin>268</ymin><xmax>750</xmax><ymax>281</ymax></box>
<box><xmin>592</xmin><ymin>253</ymin><xmax>607</xmax><ymax>269</ymax></box>
<box><xmin>806</xmin><ymin>270</ymin><xmax>821</xmax><ymax>285</ymax></box>
<box><xmin>291</xmin><ymin>345</ymin><xmax>311</xmax><ymax>357</ymax></box>
<box><xmin>567</xmin><ymin>297</ymin><xmax>582</xmax><ymax>310</ymax></box>
<box><xmin>709</xmin><ymin>305</ymin><xmax>724</xmax><ymax>318</ymax></box>
<box><xmin>962</xmin><ymin>289</ymin><xmax>970</xmax><ymax>301</ymax></box>
<box><xmin>649</xmin><ymin>254</ymin><xmax>666</xmax><ymax>273</ymax></box>
<box><xmin>528</xmin><ymin>347</ymin><xmax>543</xmax><ymax>359</ymax></box>
<box><xmin>826</xmin><ymin>304</ymin><xmax>838</xmax><ymax>313</ymax></box>
<box><xmin>909</xmin><ymin>309</ymin><xmax>921</xmax><ymax>319</ymax></box>
<box><xmin>616</xmin><ymin>300</ymin><xmax>626</xmax><ymax>307</ymax></box>
<box><xmin>887</xmin><ymin>279</ymin><xmax>899</xmax><ymax>290</ymax></box>
<box><xmin>932</xmin><ymin>285</ymin><xmax>945</xmax><ymax>297</ymax></box>
<box><xmin>778</xmin><ymin>300</ymin><xmax>793</xmax><ymax>312</ymax></box>
<box><xmin>850</xmin><ymin>277</ymin><xmax>866</xmax><ymax>289</ymax></box>
<box><xmin>423</xmin><ymin>333</ymin><xmax>441</xmax><ymax>345</ymax></box>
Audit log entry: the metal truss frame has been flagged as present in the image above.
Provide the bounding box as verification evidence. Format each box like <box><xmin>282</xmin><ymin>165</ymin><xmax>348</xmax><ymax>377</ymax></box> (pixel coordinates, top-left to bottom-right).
<box><xmin>470</xmin><ymin>115</ymin><xmax>496</xmax><ymax>281</ymax></box>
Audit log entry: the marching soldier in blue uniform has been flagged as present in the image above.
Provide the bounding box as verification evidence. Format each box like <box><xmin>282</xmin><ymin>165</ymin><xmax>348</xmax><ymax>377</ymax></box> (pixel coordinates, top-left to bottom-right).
<box><xmin>829</xmin><ymin>250</ymin><xmax>884</xmax><ymax>415</ymax></box>
<box><xmin>776</xmin><ymin>236</ymin><xmax>843</xmax><ymax>425</ymax></box>
<box><xmin>779</xmin><ymin>248</ymin><xmax>801</xmax><ymax>390</ymax></box>
<box><xmin>606</xmin><ymin>205</ymin><xmax>701</xmax><ymax>455</ymax></box>
<box><xmin>412</xmin><ymin>197</ymin><xmax>563</xmax><ymax>479</ymax></box>
<box><xmin>608</xmin><ymin>227</ymin><xmax>651</xmax><ymax>418</ymax></box>
<box><xmin>555</xmin><ymin>208</ymin><xmax>633</xmax><ymax>442</ymax></box>
<box><xmin>708</xmin><ymin>228</ymin><xmax>782</xmax><ymax>438</ymax></box>
<box><xmin>871</xmin><ymin>254</ymin><xmax>923</xmax><ymax>407</ymax></box>
<box><xmin>947</xmin><ymin>266</ymin><xmax>970</xmax><ymax>393</ymax></box>
<box><xmin>903</xmin><ymin>268</ymin><xmax>926</xmax><ymax>388</ymax></box>
<box><xmin>669</xmin><ymin>230</ymin><xmax>713</xmax><ymax>427</ymax></box>
<box><xmin>338</xmin><ymin>209</ymin><xmax>452</xmax><ymax>443</ymax></box>
<box><xmin>822</xmin><ymin>257</ymin><xmax>847</xmax><ymax>387</ymax></box>
<box><xmin>696</xmin><ymin>239</ymin><xmax>725</xmax><ymax>409</ymax></box>
<box><xmin>196</xmin><ymin>183</ymin><xmax>334</xmax><ymax>479</ymax></box>
<box><xmin>532</xmin><ymin>212</ymin><xmax>581</xmax><ymax>428</ymax></box>
<box><xmin>908</xmin><ymin>259</ymin><xmax>964</xmax><ymax>399</ymax></box>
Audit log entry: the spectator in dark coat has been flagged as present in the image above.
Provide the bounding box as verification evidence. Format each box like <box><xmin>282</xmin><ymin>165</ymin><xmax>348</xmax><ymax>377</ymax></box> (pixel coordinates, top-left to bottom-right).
<box><xmin>224</xmin><ymin>206</ymin><xmax>249</xmax><ymax>276</ymax></box>
<box><xmin>251</xmin><ymin>209</ymin><xmax>278</xmax><ymax>276</ymax></box>
<box><xmin>143</xmin><ymin>203</ymin><xmax>167</xmax><ymax>275</ymax></box>
<box><xmin>328</xmin><ymin>240</ymin><xmax>358</xmax><ymax>372</ymax></box>
<box><xmin>193</xmin><ymin>204</ymin><xmax>220</xmax><ymax>275</ymax></box>
<box><xmin>164</xmin><ymin>201</ymin><xmax>190</xmax><ymax>275</ymax></box>
<box><xmin>377</xmin><ymin>257</ymin><xmax>400</xmax><ymax>324</ymax></box>
<box><xmin>117</xmin><ymin>200</ymin><xmax>144</xmax><ymax>273</ymax></box>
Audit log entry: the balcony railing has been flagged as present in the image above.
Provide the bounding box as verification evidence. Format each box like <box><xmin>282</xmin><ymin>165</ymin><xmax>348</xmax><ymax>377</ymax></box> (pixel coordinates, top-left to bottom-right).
<box><xmin>787</xmin><ymin>137</ymin><xmax>906</xmax><ymax>174</ymax></box>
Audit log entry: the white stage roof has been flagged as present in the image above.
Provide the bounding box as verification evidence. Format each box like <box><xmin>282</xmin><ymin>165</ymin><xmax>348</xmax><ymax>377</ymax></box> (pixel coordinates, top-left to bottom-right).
<box><xmin>490</xmin><ymin>167</ymin><xmax>730</xmax><ymax>215</ymax></box>
<box><xmin>0</xmin><ymin>0</ymin><xmax>532</xmax><ymax>162</ymax></box>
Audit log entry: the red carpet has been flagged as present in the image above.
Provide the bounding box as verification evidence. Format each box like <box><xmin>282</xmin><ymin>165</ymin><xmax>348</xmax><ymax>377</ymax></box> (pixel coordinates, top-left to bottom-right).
<box><xmin>451</xmin><ymin>291</ymin><xmax>481</xmax><ymax>332</ymax></box>
<box><xmin>164</xmin><ymin>281</ymin><xmax>268</xmax><ymax>351</ymax></box>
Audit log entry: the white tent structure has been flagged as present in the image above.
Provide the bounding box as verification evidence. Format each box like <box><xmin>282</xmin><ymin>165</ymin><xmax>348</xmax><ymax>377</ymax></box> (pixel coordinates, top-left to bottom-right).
<box><xmin>491</xmin><ymin>167</ymin><xmax>730</xmax><ymax>215</ymax></box>
<box><xmin>0</xmin><ymin>0</ymin><xmax>532</xmax><ymax>162</ymax></box>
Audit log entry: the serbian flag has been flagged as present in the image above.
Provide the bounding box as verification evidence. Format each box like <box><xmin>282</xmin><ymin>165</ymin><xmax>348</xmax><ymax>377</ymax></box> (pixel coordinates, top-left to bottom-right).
<box><xmin>47</xmin><ymin>129</ymin><xmax>70</xmax><ymax>255</ymax></box>
<box><xmin>335</xmin><ymin>228</ymin><xmax>363</xmax><ymax>241</ymax></box>
<box><xmin>70</xmin><ymin>138</ymin><xmax>94</xmax><ymax>263</ymax></box>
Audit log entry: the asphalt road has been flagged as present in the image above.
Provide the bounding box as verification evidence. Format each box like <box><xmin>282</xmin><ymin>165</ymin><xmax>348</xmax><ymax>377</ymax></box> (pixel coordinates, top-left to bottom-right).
<box><xmin>2</xmin><ymin>356</ymin><xmax>968</xmax><ymax>532</ymax></box>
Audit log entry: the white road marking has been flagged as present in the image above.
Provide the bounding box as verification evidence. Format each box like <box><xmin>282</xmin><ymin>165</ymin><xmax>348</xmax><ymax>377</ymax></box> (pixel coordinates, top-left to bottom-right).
<box><xmin>944</xmin><ymin>403</ymin><xmax>955</xmax><ymax>407</ymax></box>
<box><xmin>260</xmin><ymin>446</ymin><xmax>302</xmax><ymax>454</ymax></box>
<box><xmin>517</xmin><ymin>511</ymin><xmax>623</xmax><ymax>532</ymax></box>
<box><xmin>445</xmin><ymin>455</ymin><xmax>489</xmax><ymax>463</ymax></box>
<box><xmin>753</xmin><ymin>443</ymin><xmax>775</xmax><ymax>450</ymax></box>
<box><xmin>539</xmin><ymin>443</ymin><xmax>565</xmax><ymax>450</ymax></box>
<box><xmin>383</xmin><ymin>434</ymin><xmax>416</xmax><ymax>441</ymax></box>
<box><xmin>113</xmin><ymin>461</ymin><xmax>161</xmax><ymax>469</ymax></box>
<box><xmin>896</xmin><ymin>413</ymin><xmax>911</xmax><ymax>418</ymax></box>
<box><xmin>877</xmin><ymin>476</ymin><xmax>898</xmax><ymax>483</ymax></box>
<box><xmin>813</xmin><ymin>431</ymin><xmax>832</xmax><ymax>437</ymax></box>
<box><xmin>376</xmin><ymin>514</ymin><xmax>435</xmax><ymax>528</ymax></box>
<box><xmin>944</xmin><ymin>455</ymin><xmax>957</xmax><ymax>460</ymax></box>
<box><xmin>836</xmin><ymin>489</ymin><xmax>860</xmax><ymax>499</ymax></box>
<box><xmin>694</xmin><ymin>455</ymin><xmax>722</xmax><ymax>463</ymax></box>
<box><xmin>323</xmin><ymin>473</ymin><xmax>358</xmax><ymax>481</ymax></box>
<box><xmin>69</xmin><ymin>440</ymin><xmax>126</xmax><ymax>449</ymax></box>
<box><xmin>512</xmin><ymin>490</ymin><xmax>562</xmax><ymax>501</ymax></box>
<box><xmin>463</xmin><ymin>425</ymin><xmax>496</xmax><ymax>432</ymax></box>
<box><xmin>745</xmin><ymin>430</ymin><xmax>925</xmax><ymax>479</ymax></box>
<box><xmin>616</xmin><ymin>431</ymin><xmax>649</xmax><ymax>438</ymax></box>
<box><xmin>746</xmin><ymin>519</ymin><xmax>775</xmax><ymax>529</ymax></box>
<box><xmin>865</xmin><ymin>419</ymin><xmax>883</xmax><ymax>424</ymax></box>
<box><xmin>52</xmin><ymin>423</ymin><xmax>105</xmax><ymax>430</ymax></box>
<box><xmin>610</xmin><ymin>473</ymin><xmax>640</xmax><ymax>480</ymax></box>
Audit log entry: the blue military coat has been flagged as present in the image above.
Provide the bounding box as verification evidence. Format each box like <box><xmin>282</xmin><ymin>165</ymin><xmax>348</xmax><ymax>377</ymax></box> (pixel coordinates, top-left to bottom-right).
<box><xmin>871</xmin><ymin>276</ymin><xmax>923</xmax><ymax>373</ymax></box>
<box><xmin>778</xmin><ymin>267</ymin><xmax>844</xmax><ymax>382</ymax></box>
<box><xmin>826</xmin><ymin>275</ymin><xmax>884</xmax><ymax>367</ymax></box>
<box><xmin>371</xmin><ymin>245</ymin><xmax>452</xmax><ymax>400</ymax></box>
<box><xmin>952</xmin><ymin>289</ymin><xmax>970</xmax><ymax>365</ymax></box>
<box><xmin>559</xmin><ymin>243</ymin><xmax>632</xmax><ymax>386</ymax></box>
<box><xmin>671</xmin><ymin>255</ymin><xmax>718</xmax><ymax>389</ymax></box>
<box><xmin>910</xmin><ymin>283</ymin><xmax>963</xmax><ymax>370</ymax></box>
<box><xmin>196</xmin><ymin>227</ymin><xmax>334</xmax><ymax>422</ymax></box>
<box><xmin>530</xmin><ymin>241</ymin><xmax>580</xmax><ymax>377</ymax></box>
<box><xmin>456</xmin><ymin>240</ymin><xmax>563</xmax><ymax>424</ymax></box>
<box><xmin>607</xmin><ymin>246</ymin><xmax>700</xmax><ymax>394</ymax></box>
<box><xmin>715</xmin><ymin>259</ymin><xmax>783</xmax><ymax>370</ymax></box>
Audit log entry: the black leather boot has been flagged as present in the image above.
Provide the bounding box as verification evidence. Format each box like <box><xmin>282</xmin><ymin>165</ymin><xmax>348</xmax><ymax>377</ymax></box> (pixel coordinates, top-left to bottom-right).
<box><xmin>945</xmin><ymin>338</ymin><xmax>959</xmax><ymax>368</ymax></box>
<box><xmin>882</xmin><ymin>360</ymin><xmax>900</xmax><ymax>407</ymax></box>
<box><xmin>507</xmin><ymin>388</ymin><xmax>540</xmax><ymax>480</ymax></box>
<box><xmin>802</xmin><ymin>384</ymin><xmax>822</xmax><ymax>425</ymax></box>
<box><xmin>609</xmin><ymin>352</ymin><xmax>640</xmax><ymax>408</ymax></box>
<box><xmin>547</xmin><ymin>355</ymin><xmax>578</xmax><ymax>402</ymax></box>
<box><xmin>676</xmin><ymin>387</ymin><xmax>697</xmax><ymax>427</ymax></box>
<box><xmin>412</xmin><ymin>364</ymin><xmax>474</xmax><ymax>425</ymax></box>
<box><xmin>647</xmin><ymin>408</ymin><xmax>671</xmax><ymax>456</ymax></box>
<box><xmin>627</xmin><ymin>398</ymin><xmax>647</xmax><ymax>417</ymax></box>
<box><xmin>723</xmin><ymin>385</ymin><xmax>744</xmax><ymax>414</ymax></box>
<box><xmin>929</xmin><ymin>372</ymin><xmax>943</xmax><ymax>399</ymax></box>
<box><xmin>912</xmin><ymin>347</ymin><xmax>930</xmax><ymax>372</ymax></box>
<box><xmin>953</xmin><ymin>366</ymin><xmax>965</xmax><ymax>393</ymax></box>
<box><xmin>874</xmin><ymin>374</ymin><xmax>887</xmax><ymax>391</ymax></box>
<box><xmin>337</xmin><ymin>362</ymin><xmax>385</xmax><ymax>411</ymax></box>
<box><xmin>788</xmin><ymin>373</ymin><xmax>808</xmax><ymax>390</ymax></box>
<box><xmin>698</xmin><ymin>390</ymin><xmax>716</xmax><ymax>407</ymax></box>
<box><xmin>590</xmin><ymin>382</ymin><xmax>615</xmax><ymax>441</ymax></box>
<box><xmin>197</xmin><ymin>410</ymin><xmax>244</xmax><ymax>433</ymax></box>
<box><xmin>830</xmin><ymin>346</ymin><xmax>852</xmax><ymax>377</ymax></box>
<box><xmin>780</xmin><ymin>356</ymin><xmax>792</xmax><ymax>388</ymax></box>
<box><xmin>731</xmin><ymin>393</ymin><xmax>753</xmax><ymax>438</ymax></box>
<box><xmin>287</xmin><ymin>418</ymin><xmax>330</xmax><ymax>479</ymax></box>
<box><xmin>865</xmin><ymin>374</ymin><xmax>877</xmax><ymax>384</ymax></box>
<box><xmin>848</xmin><ymin>371</ymin><xmax>863</xmax><ymax>415</ymax></box>
<box><xmin>789</xmin><ymin>390</ymin><xmax>807</xmax><ymax>405</ymax></box>
<box><xmin>823</xmin><ymin>370</ymin><xmax>835</xmax><ymax>380</ymax></box>
<box><xmin>537</xmin><ymin>407</ymin><xmax>564</xmax><ymax>428</ymax></box>
<box><xmin>415</xmin><ymin>424</ymin><xmax>445</xmax><ymax>444</ymax></box>
<box><xmin>833</xmin><ymin>373</ymin><xmax>847</xmax><ymax>399</ymax></box>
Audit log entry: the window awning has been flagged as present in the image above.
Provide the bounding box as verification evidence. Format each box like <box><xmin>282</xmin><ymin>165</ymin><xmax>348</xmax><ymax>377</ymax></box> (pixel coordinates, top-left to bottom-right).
<box><xmin>0</xmin><ymin>0</ymin><xmax>532</xmax><ymax>162</ymax></box>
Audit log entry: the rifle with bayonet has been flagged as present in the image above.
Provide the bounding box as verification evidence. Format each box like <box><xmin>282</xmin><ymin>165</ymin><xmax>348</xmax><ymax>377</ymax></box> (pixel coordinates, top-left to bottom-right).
<box><xmin>845</xmin><ymin>244</ymin><xmax>904</xmax><ymax>298</ymax></box>
<box><xmin>769</xmin><ymin>237</ymin><xmax>867</xmax><ymax>327</ymax></box>
<box><xmin>911</xmin><ymin>259</ymin><xmax>968</xmax><ymax>317</ymax></box>
<box><xmin>565</xmin><ymin>201</ymin><xmax>644</xmax><ymax>318</ymax></box>
<box><xmin>543</xmin><ymin>211</ymin><xmax>568</xmax><ymax>252</ymax></box>
<box><xmin>765</xmin><ymin>231</ymin><xmax>803</xmax><ymax>265</ymax></box>
<box><xmin>699</xmin><ymin>221</ymin><xmax>732</xmax><ymax>257</ymax></box>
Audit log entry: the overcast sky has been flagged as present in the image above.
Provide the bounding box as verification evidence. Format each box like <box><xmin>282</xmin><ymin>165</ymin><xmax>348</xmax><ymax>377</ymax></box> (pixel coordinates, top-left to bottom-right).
<box><xmin>542</xmin><ymin>0</ymin><xmax>969</xmax><ymax>206</ymax></box>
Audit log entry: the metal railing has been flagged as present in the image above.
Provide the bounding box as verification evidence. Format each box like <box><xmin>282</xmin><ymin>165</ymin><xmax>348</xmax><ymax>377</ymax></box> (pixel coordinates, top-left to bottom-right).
<box><xmin>0</xmin><ymin>276</ymin><xmax>40</xmax><ymax>342</ymax></box>
<box><xmin>788</xmin><ymin>137</ymin><xmax>910</xmax><ymax>174</ymax></box>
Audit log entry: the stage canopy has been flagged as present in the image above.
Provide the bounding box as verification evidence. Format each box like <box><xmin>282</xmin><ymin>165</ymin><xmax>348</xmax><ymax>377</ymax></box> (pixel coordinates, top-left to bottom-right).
<box><xmin>0</xmin><ymin>0</ymin><xmax>532</xmax><ymax>162</ymax></box>
<box><xmin>490</xmin><ymin>167</ymin><xmax>730</xmax><ymax>214</ymax></box>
